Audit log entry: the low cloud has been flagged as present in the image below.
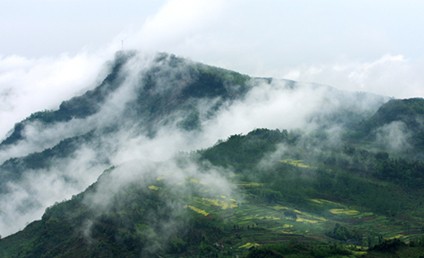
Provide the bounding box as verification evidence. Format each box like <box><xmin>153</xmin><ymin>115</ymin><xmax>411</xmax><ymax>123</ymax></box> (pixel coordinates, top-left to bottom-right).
<box><xmin>0</xmin><ymin>51</ymin><xmax>114</xmax><ymax>140</ymax></box>
<box><xmin>375</xmin><ymin>121</ymin><xmax>412</xmax><ymax>152</ymax></box>
<box><xmin>0</xmin><ymin>52</ymin><xmax>389</xmax><ymax>238</ymax></box>
<box><xmin>0</xmin><ymin>145</ymin><xmax>107</xmax><ymax>236</ymax></box>
<box><xmin>282</xmin><ymin>54</ymin><xmax>424</xmax><ymax>98</ymax></box>
<box><xmin>200</xmin><ymin>79</ymin><xmax>384</xmax><ymax>145</ymax></box>
<box><xmin>0</xmin><ymin>53</ymin><xmax>157</xmax><ymax>163</ymax></box>
<box><xmin>79</xmin><ymin>153</ymin><xmax>238</xmax><ymax>254</ymax></box>
<box><xmin>1</xmin><ymin>0</ymin><xmax>423</xmax><ymax>245</ymax></box>
<box><xmin>84</xmin><ymin>157</ymin><xmax>236</xmax><ymax>213</ymax></box>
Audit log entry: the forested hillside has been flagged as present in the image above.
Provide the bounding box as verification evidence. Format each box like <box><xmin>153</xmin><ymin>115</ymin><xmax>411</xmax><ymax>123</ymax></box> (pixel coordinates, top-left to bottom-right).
<box><xmin>2</xmin><ymin>126</ymin><xmax>424</xmax><ymax>257</ymax></box>
<box><xmin>0</xmin><ymin>52</ymin><xmax>423</xmax><ymax>257</ymax></box>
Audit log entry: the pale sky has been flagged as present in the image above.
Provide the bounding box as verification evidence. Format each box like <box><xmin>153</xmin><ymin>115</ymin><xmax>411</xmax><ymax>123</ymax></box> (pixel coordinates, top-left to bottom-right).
<box><xmin>0</xmin><ymin>0</ymin><xmax>424</xmax><ymax>138</ymax></box>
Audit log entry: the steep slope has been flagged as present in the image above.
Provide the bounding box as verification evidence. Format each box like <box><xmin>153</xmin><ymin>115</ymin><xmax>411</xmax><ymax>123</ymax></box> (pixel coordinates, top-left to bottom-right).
<box><xmin>1</xmin><ymin>51</ymin><xmax>134</xmax><ymax>147</ymax></box>
<box><xmin>0</xmin><ymin>51</ymin><xmax>251</xmax><ymax>157</ymax></box>
<box><xmin>0</xmin><ymin>52</ymin><xmax>251</xmax><ymax>185</ymax></box>
<box><xmin>0</xmin><ymin>52</ymin><xmax>258</xmax><ymax>236</ymax></box>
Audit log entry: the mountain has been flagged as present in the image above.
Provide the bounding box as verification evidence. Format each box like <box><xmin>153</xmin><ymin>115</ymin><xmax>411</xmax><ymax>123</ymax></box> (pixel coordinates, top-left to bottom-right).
<box><xmin>365</xmin><ymin>98</ymin><xmax>424</xmax><ymax>152</ymax></box>
<box><xmin>1</xmin><ymin>128</ymin><xmax>424</xmax><ymax>257</ymax></box>
<box><xmin>0</xmin><ymin>51</ymin><xmax>423</xmax><ymax>257</ymax></box>
<box><xmin>0</xmin><ymin>51</ymin><xmax>255</xmax><ymax>236</ymax></box>
<box><xmin>370</xmin><ymin>98</ymin><xmax>424</xmax><ymax>128</ymax></box>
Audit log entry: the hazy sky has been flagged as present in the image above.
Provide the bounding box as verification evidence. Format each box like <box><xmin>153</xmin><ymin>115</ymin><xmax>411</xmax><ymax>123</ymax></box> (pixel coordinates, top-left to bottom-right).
<box><xmin>0</xmin><ymin>0</ymin><xmax>424</xmax><ymax>138</ymax></box>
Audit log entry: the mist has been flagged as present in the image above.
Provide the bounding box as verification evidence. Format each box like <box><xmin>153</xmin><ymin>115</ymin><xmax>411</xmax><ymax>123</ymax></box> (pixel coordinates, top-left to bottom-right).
<box><xmin>0</xmin><ymin>52</ymin><xmax>397</xmax><ymax>238</ymax></box>
<box><xmin>78</xmin><ymin>152</ymin><xmax>237</xmax><ymax>254</ymax></box>
<box><xmin>281</xmin><ymin>54</ymin><xmax>424</xmax><ymax>99</ymax></box>
<box><xmin>0</xmin><ymin>145</ymin><xmax>108</xmax><ymax>236</ymax></box>
<box><xmin>0</xmin><ymin>51</ymin><xmax>114</xmax><ymax>141</ymax></box>
<box><xmin>0</xmin><ymin>1</ymin><xmax>423</xmax><ymax>255</ymax></box>
<box><xmin>375</xmin><ymin>121</ymin><xmax>412</xmax><ymax>152</ymax></box>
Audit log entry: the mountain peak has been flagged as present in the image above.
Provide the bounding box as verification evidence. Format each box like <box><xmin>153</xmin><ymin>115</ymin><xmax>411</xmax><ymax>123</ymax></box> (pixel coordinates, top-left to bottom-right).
<box><xmin>1</xmin><ymin>53</ymin><xmax>423</xmax><ymax>257</ymax></box>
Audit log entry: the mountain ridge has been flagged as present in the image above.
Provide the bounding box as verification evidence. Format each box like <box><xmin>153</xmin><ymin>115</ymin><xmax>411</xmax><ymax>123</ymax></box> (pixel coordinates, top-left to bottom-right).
<box><xmin>0</xmin><ymin>51</ymin><xmax>423</xmax><ymax>257</ymax></box>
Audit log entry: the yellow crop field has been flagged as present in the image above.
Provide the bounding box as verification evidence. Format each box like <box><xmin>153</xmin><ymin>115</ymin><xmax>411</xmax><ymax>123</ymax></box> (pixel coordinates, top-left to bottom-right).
<box><xmin>309</xmin><ymin>198</ymin><xmax>340</xmax><ymax>206</ymax></box>
<box><xmin>147</xmin><ymin>185</ymin><xmax>159</xmax><ymax>191</ymax></box>
<box><xmin>238</xmin><ymin>182</ymin><xmax>264</xmax><ymax>188</ymax></box>
<box><xmin>296</xmin><ymin>217</ymin><xmax>321</xmax><ymax>224</ymax></box>
<box><xmin>186</xmin><ymin>205</ymin><xmax>209</xmax><ymax>216</ymax></box>
<box><xmin>272</xmin><ymin>205</ymin><xmax>289</xmax><ymax>210</ymax></box>
<box><xmin>201</xmin><ymin>198</ymin><xmax>238</xmax><ymax>209</ymax></box>
<box><xmin>282</xmin><ymin>224</ymin><xmax>293</xmax><ymax>228</ymax></box>
<box><xmin>386</xmin><ymin>234</ymin><xmax>404</xmax><ymax>240</ymax></box>
<box><xmin>239</xmin><ymin>242</ymin><xmax>260</xmax><ymax>249</ymax></box>
<box><xmin>329</xmin><ymin>208</ymin><xmax>359</xmax><ymax>216</ymax></box>
<box><xmin>280</xmin><ymin>159</ymin><xmax>310</xmax><ymax>168</ymax></box>
<box><xmin>189</xmin><ymin>178</ymin><xmax>200</xmax><ymax>184</ymax></box>
<box><xmin>259</xmin><ymin>215</ymin><xmax>281</xmax><ymax>221</ymax></box>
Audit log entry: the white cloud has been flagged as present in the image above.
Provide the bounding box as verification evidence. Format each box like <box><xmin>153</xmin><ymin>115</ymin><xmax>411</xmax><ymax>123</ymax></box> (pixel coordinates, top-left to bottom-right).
<box><xmin>0</xmin><ymin>52</ymin><xmax>157</xmax><ymax>163</ymax></box>
<box><xmin>376</xmin><ymin>121</ymin><xmax>411</xmax><ymax>152</ymax></box>
<box><xmin>0</xmin><ymin>52</ymin><xmax>386</xmax><ymax>237</ymax></box>
<box><xmin>113</xmin><ymin>0</ymin><xmax>424</xmax><ymax>99</ymax></box>
<box><xmin>1</xmin><ymin>0</ymin><xmax>424</xmax><ymax>238</ymax></box>
<box><xmin>0</xmin><ymin>145</ymin><xmax>107</xmax><ymax>236</ymax></box>
<box><xmin>1</xmin><ymin>0</ymin><xmax>424</xmax><ymax>144</ymax></box>
<box><xmin>123</xmin><ymin>0</ymin><xmax>230</xmax><ymax>52</ymax></box>
<box><xmin>281</xmin><ymin>55</ymin><xmax>424</xmax><ymax>98</ymax></box>
<box><xmin>0</xmin><ymin>51</ymin><xmax>113</xmax><ymax>140</ymax></box>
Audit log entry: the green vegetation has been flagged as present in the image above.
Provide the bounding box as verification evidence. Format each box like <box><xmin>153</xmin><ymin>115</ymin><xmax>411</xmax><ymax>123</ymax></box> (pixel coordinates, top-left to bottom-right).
<box><xmin>0</xmin><ymin>132</ymin><xmax>95</xmax><ymax>191</ymax></box>
<box><xmin>0</xmin><ymin>52</ymin><xmax>252</xmax><ymax>193</ymax></box>
<box><xmin>0</xmin><ymin>52</ymin><xmax>134</xmax><ymax>146</ymax></box>
<box><xmin>1</xmin><ymin>53</ymin><xmax>423</xmax><ymax>257</ymax></box>
<box><xmin>1</xmin><ymin>125</ymin><xmax>424</xmax><ymax>257</ymax></box>
<box><xmin>359</xmin><ymin>98</ymin><xmax>424</xmax><ymax>155</ymax></box>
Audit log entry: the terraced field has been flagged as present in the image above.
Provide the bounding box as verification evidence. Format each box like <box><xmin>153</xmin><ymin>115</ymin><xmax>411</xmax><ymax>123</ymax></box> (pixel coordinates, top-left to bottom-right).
<box><xmin>179</xmin><ymin>174</ymin><xmax>424</xmax><ymax>257</ymax></box>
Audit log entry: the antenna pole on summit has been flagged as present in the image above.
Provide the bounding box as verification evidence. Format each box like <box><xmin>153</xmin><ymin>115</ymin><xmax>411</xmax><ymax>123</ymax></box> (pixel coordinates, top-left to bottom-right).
<box><xmin>121</xmin><ymin>40</ymin><xmax>124</xmax><ymax>51</ymax></box>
